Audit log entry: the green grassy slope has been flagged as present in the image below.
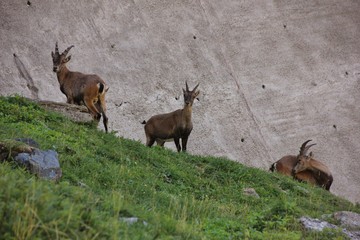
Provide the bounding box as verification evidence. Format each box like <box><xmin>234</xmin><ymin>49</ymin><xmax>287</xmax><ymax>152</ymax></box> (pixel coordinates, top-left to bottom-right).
<box><xmin>0</xmin><ymin>96</ymin><xmax>358</xmax><ymax>239</ymax></box>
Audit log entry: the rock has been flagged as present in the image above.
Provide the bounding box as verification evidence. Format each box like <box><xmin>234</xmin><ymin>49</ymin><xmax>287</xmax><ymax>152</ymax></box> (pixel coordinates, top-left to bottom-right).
<box><xmin>348</xmin><ymin>231</ymin><xmax>360</xmax><ymax>240</ymax></box>
<box><xmin>36</xmin><ymin>100</ymin><xmax>93</xmax><ymax>123</ymax></box>
<box><xmin>300</xmin><ymin>216</ymin><xmax>338</xmax><ymax>231</ymax></box>
<box><xmin>334</xmin><ymin>211</ymin><xmax>360</xmax><ymax>230</ymax></box>
<box><xmin>119</xmin><ymin>217</ymin><xmax>148</xmax><ymax>226</ymax></box>
<box><xmin>300</xmin><ymin>216</ymin><xmax>360</xmax><ymax>240</ymax></box>
<box><xmin>0</xmin><ymin>138</ymin><xmax>62</xmax><ymax>181</ymax></box>
<box><xmin>78</xmin><ymin>181</ymin><xmax>89</xmax><ymax>188</ymax></box>
<box><xmin>15</xmin><ymin>149</ymin><xmax>62</xmax><ymax>181</ymax></box>
<box><xmin>243</xmin><ymin>188</ymin><xmax>260</xmax><ymax>198</ymax></box>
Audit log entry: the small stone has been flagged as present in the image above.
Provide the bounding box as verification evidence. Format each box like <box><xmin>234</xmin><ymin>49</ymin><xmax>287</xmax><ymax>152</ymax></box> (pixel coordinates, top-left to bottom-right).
<box><xmin>243</xmin><ymin>188</ymin><xmax>260</xmax><ymax>198</ymax></box>
<box><xmin>119</xmin><ymin>217</ymin><xmax>148</xmax><ymax>226</ymax></box>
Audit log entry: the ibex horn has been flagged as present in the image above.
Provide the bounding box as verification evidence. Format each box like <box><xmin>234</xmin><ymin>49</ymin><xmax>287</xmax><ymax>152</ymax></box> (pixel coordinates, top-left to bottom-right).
<box><xmin>185</xmin><ymin>81</ymin><xmax>189</xmax><ymax>91</ymax></box>
<box><xmin>193</xmin><ymin>83</ymin><xmax>200</xmax><ymax>92</ymax></box>
<box><xmin>299</xmin><ymin>139</ymin><xmax>316</xmax><ymax>156</ymax></box>
<box><xmin>55</xmin><ymin>42</ymin><xmax>59</xmax><ymax>54</ymax></box>
<box><xmin>63</xmin><ymin>45</ymin><xmax>74</xmax><ymax>56</ymax></box>
<box><xmin>304</xmin><ymin>143</ymin><xmax>316</xmax><ymax>156</ymax></box>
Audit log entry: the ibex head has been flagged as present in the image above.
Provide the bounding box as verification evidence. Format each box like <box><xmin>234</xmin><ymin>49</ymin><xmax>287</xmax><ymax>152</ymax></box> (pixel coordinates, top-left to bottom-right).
<box><xmin>51</xmin><ymin>42</ymin><xmax>74</xmax><ymax>73</ymax></box>
<box><xmin>293</xmin><ymin>140</ymin><xmax>316</xmax><ymax>174</ymax></box>
<box><xmin>183</xmin><ymin>81</ymin><xmax>200</xmax><ymax>106</ymax></box>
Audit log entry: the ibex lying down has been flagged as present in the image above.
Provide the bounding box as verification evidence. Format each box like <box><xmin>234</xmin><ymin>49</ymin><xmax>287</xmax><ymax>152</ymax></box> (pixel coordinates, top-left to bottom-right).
<box><xmin>292</xmin><ymin>140</ymin><xmax>333</xmax><ymax>190</ymax></box>
<box><xmin>143</xmin><ymin>82</ymin><xmax>200</xmax><ymax>152</ymax></box>
<box><xmin>270</xmin><ymin>140</ymin><xmax>333</xmax><ymax>190</ymax></box>
<box><xmin>51</xmin><ymin>42</ymin><xmax>109</xmax><ymax>132</ymax></box>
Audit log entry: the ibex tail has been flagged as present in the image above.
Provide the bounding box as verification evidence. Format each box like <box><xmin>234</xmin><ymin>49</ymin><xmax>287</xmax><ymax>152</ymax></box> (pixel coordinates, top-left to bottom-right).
<box><xmin>269</xmin><ymin>163</ymin><xmax>276</xmax><ymax>172</ymax></box>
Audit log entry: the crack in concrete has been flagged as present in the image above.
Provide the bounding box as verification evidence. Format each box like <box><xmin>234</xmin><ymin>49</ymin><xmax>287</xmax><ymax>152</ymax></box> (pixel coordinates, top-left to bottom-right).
<box><xmin>13</xmin><ymin>53</ymin><xmax>39</xmax><ymax>100</ymax></box>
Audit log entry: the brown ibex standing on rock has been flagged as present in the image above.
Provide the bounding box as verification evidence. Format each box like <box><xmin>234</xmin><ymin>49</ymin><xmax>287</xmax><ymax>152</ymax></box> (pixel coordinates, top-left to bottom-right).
<box><xmin>51</xmin><ymin>42</ymin><xmax>109</xmax><ymax>132</ymax></box>
<box><xmin>143</xmin><ymin>82</ymin><xmax>200</xmax><ymax>152</ymax></box>
<box><xmin>270</xmin><ymin>140</ymin><xmax>333</xmax><ymax>190</ymax></box>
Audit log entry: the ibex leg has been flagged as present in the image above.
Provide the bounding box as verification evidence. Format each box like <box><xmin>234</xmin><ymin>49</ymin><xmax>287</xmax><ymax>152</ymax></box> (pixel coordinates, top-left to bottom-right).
<box><xmin>95</xmin><ymin>99</ymin><xmax>108</xmax><ymax>133</ymax></box>
<box><xmin>146</xmin><ymin>136</ymin><xmax>155</xmax><ymax>147</ymax></box>
<box><xmin>181</xmin><ymin>136</ymin><xmax>189</xmax><ymax>152</ymax></box>
<box><xmin>84</xmin><ymin>97</ymin><xmax>101</xmax><ymax>121</ymax></box>
<box><xmin>174</xmin><ymin>138</ymin><xmax>181</xmax><ymax>152</ymax></box>
<box><xmin>156</xmin><ymin>139</ymin><xmax>165</xmax><ymax>147</ymax></box>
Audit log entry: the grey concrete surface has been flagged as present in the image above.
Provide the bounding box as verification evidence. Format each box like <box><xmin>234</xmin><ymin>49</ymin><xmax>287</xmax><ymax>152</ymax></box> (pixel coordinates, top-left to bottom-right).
<box><xmin>1</xmin><ymin>1</ymin><xmax>359</xmax><ymax>203</ymax></box>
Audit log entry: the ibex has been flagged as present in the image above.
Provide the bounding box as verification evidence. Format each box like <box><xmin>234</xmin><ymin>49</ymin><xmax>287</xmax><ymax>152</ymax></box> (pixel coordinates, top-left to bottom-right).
<box><xmin>270</xmin><ymin>140</ymin><xmax>333</xmax><ymax>190</ymax></box>
<box><xmin>143</xmin><ymin>82</ymin><xmax>200</xmax><ymax>152</ymax></box>
<box><xmin>51</xmin><ymin>42</ymin><xmax>109</xmax><ymax>132</ymax></box>
<box><xmin>292</xmin><ymin>140</ymin><xmax>333</xmax><ymax>190</ymax></box>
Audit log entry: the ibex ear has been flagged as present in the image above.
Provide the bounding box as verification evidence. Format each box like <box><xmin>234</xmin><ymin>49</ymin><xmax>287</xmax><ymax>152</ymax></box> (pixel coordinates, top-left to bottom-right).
<box><xmin>183</xmin><ymin>88</ymin><xmax>186</xmax><ymax>94</ymax></box>
<box><xmin>64</xmin><ymin>55</ymin><xmax>71</xmax><ymax>63</ymax></box>
<box><xmin>195</xmin><ymin>90</ymin><xmax>200</xmax><ymax>97</ymax></box>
